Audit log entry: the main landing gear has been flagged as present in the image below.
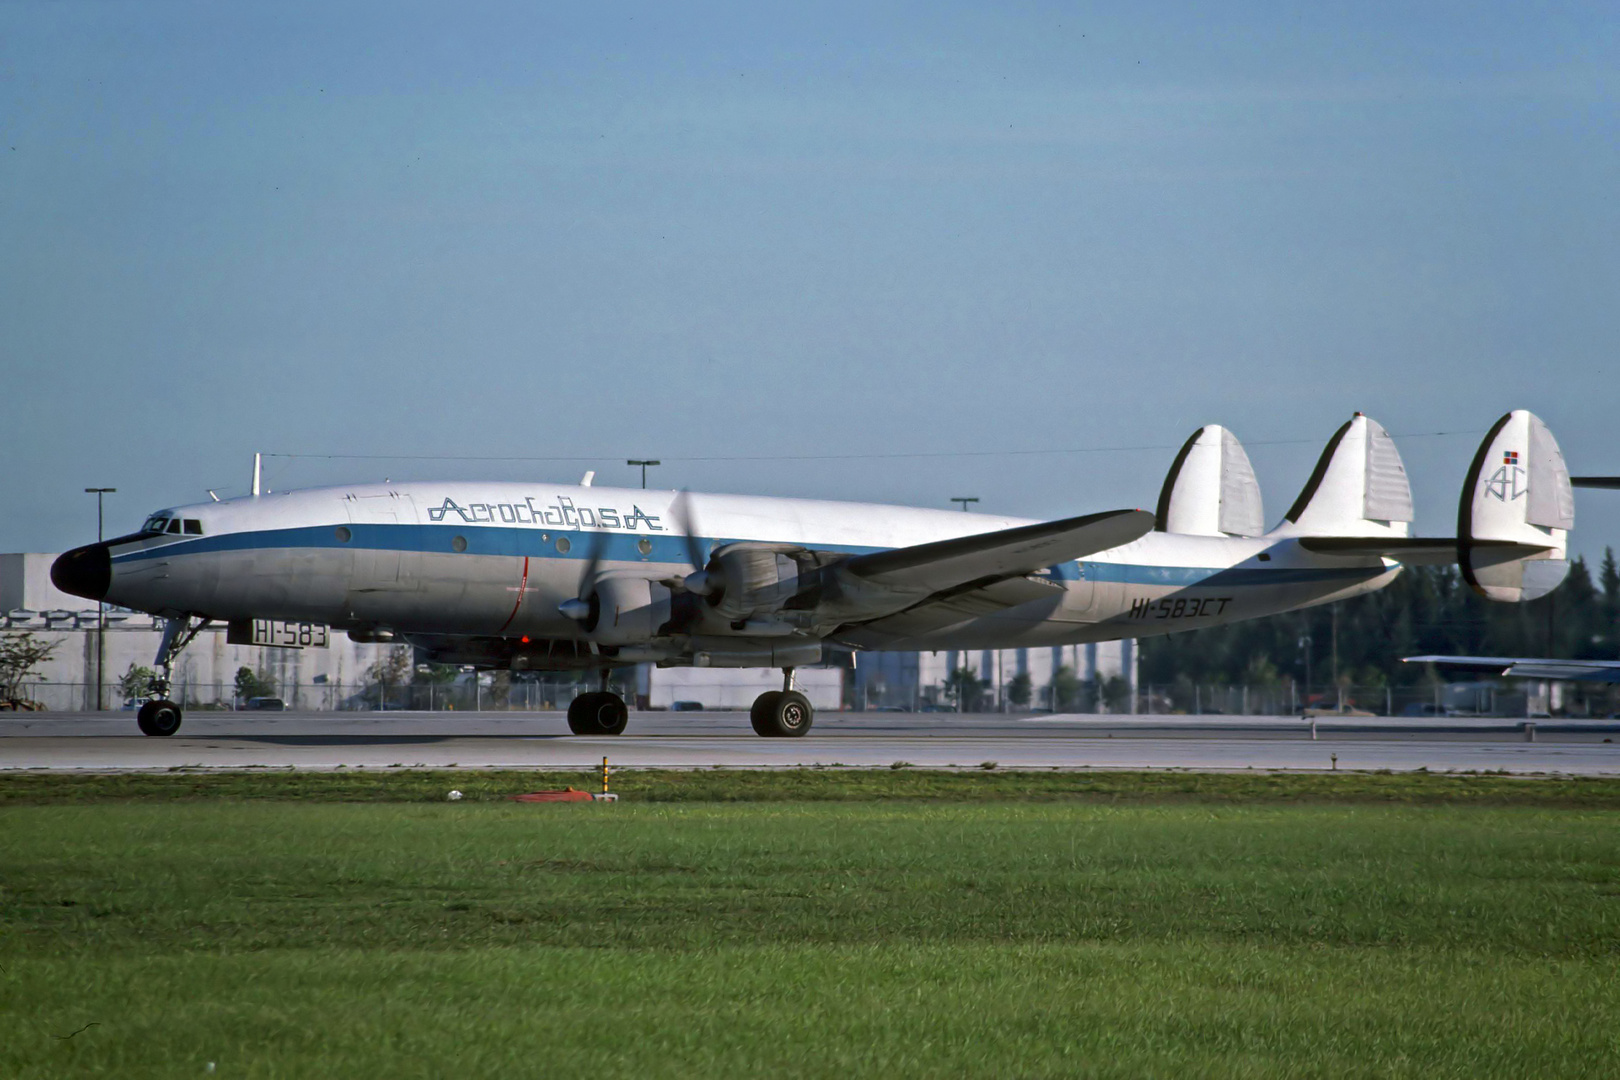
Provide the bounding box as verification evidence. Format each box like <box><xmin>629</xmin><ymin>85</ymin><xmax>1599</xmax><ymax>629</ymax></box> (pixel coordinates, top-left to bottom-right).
<box><xmin>136</xmin><ymin>616</ymin><xmax>208</xmax><ymax>737</ymax></box>
<box><xmin>567</xmin><ymin>669</ymin><xmax>629</xmax><ymax>735</ymax></box>
<box><xmin>750</xmin><ymin>668</ymin><xmax>813</xmax><ymax>738</ymax></box>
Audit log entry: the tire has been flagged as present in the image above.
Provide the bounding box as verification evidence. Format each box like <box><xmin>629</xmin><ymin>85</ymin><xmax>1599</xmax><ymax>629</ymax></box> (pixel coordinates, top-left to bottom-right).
<box><xmin>774</xmin><ymin>691</ymin><xmax>813</xmax><ymax>737</ymax></box>
<box><xmin>752</xmin><ymin>690</ymin><xmax>812</xmax><ymax>737</ymax></box>
<box><xmin>567</xmin><ymin>692</ymin><xmax>629</xmax><ymax>735</ymax></box>
<box><xmin>567</xmin><ymin>692</ymin><xmax>603</xmax><ymax>735</ymax></box>
<box><xmin>594</xmin><ymin>694</ymin><xmax>629</xmax><ymax>736</ymax></box>
<box><xmin>137</xmin><ymin>699</ymin><xmax>183</xmax><ymax>737</ymax></box>
<box><xmin>750</xmin><ymin>691</ymin><xmax>783</xmax><ymax>736</ymax></box>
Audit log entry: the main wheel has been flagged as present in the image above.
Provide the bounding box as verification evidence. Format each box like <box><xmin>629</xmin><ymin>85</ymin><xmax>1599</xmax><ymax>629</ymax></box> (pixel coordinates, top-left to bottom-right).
<box><xmin>567</xmin><ymin>692</ymin><xmax>629</xmax><ymax>735</ymax></box>
<box><xmin>137</xmin><ymin>699</ymin><xmax>183</xmax><ymax>737</ymax></box>
<box><xmin>593</xmin><ymin>693</ymin><xmax>628</xmax><ymax>735</ymax></box>
<box><xmin>567</xmin><ymin>692</ymin><xmax>602</xmax><ymax>734</ymax></box>
<box><xmin>752</xmin><ymin>690</ymin><xmax>812</xmax><ymax>737</ymax></box>
<box><xmin>750</xmin><ymin>691</ymin><xmax>783</xmax><ymax>736</ymax></box>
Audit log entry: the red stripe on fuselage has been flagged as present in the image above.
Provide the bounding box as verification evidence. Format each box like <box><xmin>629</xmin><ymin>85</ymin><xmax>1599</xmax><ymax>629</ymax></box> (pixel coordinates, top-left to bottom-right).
<box><xmin>498</xmin><ymin>556</ymin><xmax>530</xmax><ymax>633</ymax></box>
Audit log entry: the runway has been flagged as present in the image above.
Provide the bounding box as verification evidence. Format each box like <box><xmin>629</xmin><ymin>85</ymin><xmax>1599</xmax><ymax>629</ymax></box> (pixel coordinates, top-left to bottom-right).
<box><xmin>4</xmin><ymin>710</ymin><xmax>1619</xmax><ymax>774</ymax></box>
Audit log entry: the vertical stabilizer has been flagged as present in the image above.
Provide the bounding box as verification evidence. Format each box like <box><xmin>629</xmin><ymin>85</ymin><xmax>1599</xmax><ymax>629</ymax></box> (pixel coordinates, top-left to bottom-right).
<box><xmin>1154</xmin><ymin>425</ymin><xmax>1264</xmax><ymax>537</ymax></box>
<box><xmin>1270</xmin><ymin>414</ymin><xmax>1413</xmax><ymax>538</ymax></box>
<box><xmin>1458</xmin><ymin>410</ymin><xmax>1572</xmax><ymax>601</ymax></box>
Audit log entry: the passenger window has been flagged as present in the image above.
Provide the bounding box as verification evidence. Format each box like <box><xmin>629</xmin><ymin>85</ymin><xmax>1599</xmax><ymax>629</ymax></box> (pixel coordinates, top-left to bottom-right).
<box><xmin>167</xmin><ymin>519</ymin><xmax>182</xmax><ymax>534</ymax></box>
<box><xmin>183</xmin><ymin>519</ymin><xmax>203</xmax><ymax>535</ymax></box>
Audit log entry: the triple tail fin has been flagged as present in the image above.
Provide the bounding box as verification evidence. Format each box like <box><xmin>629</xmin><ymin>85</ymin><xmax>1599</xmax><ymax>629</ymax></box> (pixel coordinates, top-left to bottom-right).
<box><xmin>1282</xmin><ymin>409</ymin><xmax>1572</xmax><ymax>603</ymax></box>
<box><xmin>1458</xmin><ymin>410</ymin><xmax>1571</xmax><ymax>601</ymax></box>
<box><xmin>1154</xmin><ymin>425</ymin><xmax>1264</xmax><ymax>537</ymax></box>
<box><xmin>1268</xmin><ymin>413</ymin><xmax>1412</xmax><ymax>539</ymax></box>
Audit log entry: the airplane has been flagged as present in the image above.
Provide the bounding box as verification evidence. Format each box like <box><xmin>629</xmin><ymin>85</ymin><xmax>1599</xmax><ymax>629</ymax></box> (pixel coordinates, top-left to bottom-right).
<box><xmin>1402</xmin><ymin>472</ymin><xmax>1619</xmax><ymax>684</ymax></box>
<box><xmin>51</xmin><ymin>409</ymin><xmax>1575</xmax><ymax>738</ymax></box>
<box><xmin>1403</xmin><ymin>656</ymin><xmax>1620</xmax><ymax>683</ymax></box>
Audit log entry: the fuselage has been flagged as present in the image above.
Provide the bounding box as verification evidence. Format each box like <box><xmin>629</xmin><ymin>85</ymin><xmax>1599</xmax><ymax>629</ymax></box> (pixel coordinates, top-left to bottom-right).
<box><xmin>53</xmin><ymin>481</ymin><xmax>1400</xmax><ymax>663</ymax></box>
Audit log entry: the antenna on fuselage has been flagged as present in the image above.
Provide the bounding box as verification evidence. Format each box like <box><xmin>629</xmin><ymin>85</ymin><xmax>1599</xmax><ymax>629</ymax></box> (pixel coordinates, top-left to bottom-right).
<box><xmin>252</xmin><ymin>452</ymin><xmax>262</xmax><ymax>497</ymax></box>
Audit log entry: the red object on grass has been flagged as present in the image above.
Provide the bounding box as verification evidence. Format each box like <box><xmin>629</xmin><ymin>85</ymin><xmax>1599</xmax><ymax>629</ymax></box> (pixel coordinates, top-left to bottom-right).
<box><xmin>510</xmin><ymin>789</ymin><xmax>595</xmax><ymax>803</ymax></box>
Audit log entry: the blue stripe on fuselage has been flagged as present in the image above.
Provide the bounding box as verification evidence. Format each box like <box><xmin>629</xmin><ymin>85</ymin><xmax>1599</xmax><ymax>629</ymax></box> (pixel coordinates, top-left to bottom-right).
<box><xmin>108</xmin><ymin>523</ymin><xmax>1386</xmax><ymax>590</ymax></box>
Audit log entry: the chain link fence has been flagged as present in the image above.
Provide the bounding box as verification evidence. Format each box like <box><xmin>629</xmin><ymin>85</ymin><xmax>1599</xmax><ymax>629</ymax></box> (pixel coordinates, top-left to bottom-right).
<box><xmin>8</xmin><ymin>679</ymin><xmax>611</xmax><ymax>713</ymax></box>
<box><xmin>9</xmin><ymin>680</ymin><xmax>1614</xmax><ymax>717</ymax></box>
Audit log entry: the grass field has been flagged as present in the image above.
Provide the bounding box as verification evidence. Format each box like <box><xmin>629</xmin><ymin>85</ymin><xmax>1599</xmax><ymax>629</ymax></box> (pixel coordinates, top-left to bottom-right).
<box><xmin>3</xmin><ymin>772</ymin><xmax>1618</xmax><ymax>1077</ymax></box>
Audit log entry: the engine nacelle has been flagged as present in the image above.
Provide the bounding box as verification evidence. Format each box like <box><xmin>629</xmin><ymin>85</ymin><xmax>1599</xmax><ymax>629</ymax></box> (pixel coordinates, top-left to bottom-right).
<box><xmin>687</xmin><ymin>543</ymin><xmax>844</xmax><ymax>624</ymax></box>
<box><xmin>589</xmin><ymin>574</ymin><xmax>673</xmax><ymax>646</ymax></box>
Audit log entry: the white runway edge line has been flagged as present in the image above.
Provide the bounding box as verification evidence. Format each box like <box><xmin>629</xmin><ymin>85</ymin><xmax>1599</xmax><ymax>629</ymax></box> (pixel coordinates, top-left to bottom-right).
<box><xmin>3</xmin><ymin>737</ymin><xmax>1618</xmax><ymax>776</ymax></box>
<box><xmin>5</xmin><ymin>713</ymin><xmax>1617</xmax><ymax>775</ymax></box>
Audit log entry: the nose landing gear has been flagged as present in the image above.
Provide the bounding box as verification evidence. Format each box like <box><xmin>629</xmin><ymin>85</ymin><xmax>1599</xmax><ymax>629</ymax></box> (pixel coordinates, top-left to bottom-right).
<box><xmin>135</xmin><ymin>616</ymin><xmax>209</xmax><ymax>737</ymax></box>
<box><xmin>751</xmin><ymin>667</ymin><xmax>813</xmax><ymax>737</ymax></box>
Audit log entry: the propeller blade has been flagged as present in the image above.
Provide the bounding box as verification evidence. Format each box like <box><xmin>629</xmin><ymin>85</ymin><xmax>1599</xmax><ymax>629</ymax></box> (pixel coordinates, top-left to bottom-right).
<box><xmin>670</xmin><ymin>490</ymin><xmax>708</xmax><ymax>574</ymax></box>
<box><xmin>560</xmin><ymin>528</ymin><xmax>613</xmax><ymax>628</ymax></box>
<box><xmin>578</xmin><ymin>528</ymin><xmax>611</xmax><ymax>600</ymax></box>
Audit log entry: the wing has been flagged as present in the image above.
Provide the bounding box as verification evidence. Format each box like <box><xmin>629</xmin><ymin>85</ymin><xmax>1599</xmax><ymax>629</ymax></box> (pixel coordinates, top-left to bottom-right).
<box><xmin>842</xmin><ymin>508</ymin><xmax>1153</xmax><ymax>593</ymax></box>
<box><xmin>827</xmin><ymin>509</ymin><xmax>1152</xmax><ymax>643</ymax></box>
<box><xmin>1403</xmin><ymin>655</ymin><xmax>1620</xmax><ymax>683</ymax></box>
<box><xmin>838</xmin><ymin>574</ymin><xmax>1070</xmax><ymax>644</ymax></box>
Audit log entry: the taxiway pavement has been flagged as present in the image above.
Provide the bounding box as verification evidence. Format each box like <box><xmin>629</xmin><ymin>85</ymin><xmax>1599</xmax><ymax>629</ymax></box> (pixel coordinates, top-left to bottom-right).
<box><xmin>4</xmin><ymin>710</ymin><xmax>1618</xmax><ymax>775</ymax></box>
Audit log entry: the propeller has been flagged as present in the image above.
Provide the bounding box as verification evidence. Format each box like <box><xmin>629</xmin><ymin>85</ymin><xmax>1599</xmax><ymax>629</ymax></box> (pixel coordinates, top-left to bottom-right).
<box><xmin>557</xmin><ymin>527</ymin><xmax>611</xmax><ymax>629</ymax></box>
<box><xmin>670</xmin><ymin>490</ymin><xmax>721</xmax><ymax>597</ymax></box>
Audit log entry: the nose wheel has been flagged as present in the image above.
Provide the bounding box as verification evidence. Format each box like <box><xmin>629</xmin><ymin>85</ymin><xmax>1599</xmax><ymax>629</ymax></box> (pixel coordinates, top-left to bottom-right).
<box><xmin>137</xmin><ymin>699</ymin><xmax>183</xmax><ymax>737</ymax></box>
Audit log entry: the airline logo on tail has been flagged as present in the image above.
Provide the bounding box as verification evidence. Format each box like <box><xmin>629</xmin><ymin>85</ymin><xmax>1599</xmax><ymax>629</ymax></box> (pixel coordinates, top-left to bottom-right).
<box><xmin>1485</xmin><ymin>451</ymin><xmax>1526</xmax><ymax>502</ymax></box>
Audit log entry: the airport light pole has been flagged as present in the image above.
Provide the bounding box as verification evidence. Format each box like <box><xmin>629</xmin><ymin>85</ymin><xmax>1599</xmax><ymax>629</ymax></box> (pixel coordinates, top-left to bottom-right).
<box><xmin>950</xmin><ymin>497</ymin><xmax>979</xmax><ymax>512</ymax></box>
<box><xmin>627</xmin><ymin>460</ymin><xmax>660</xmax><ymax>489</ymax></box>
<box><xmin>1297</xmin><ymin>634</ymin><xmax>1313</xmax><ymax>711</ymax></box>
<box><xmin>84</xmin><ymin>487</ymin><xmax>116</xmax><ymax>711</ymax></box>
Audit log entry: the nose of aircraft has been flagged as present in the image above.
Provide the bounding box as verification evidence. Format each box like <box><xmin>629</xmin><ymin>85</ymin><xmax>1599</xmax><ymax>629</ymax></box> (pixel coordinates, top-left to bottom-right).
<box><xmin>52</xmin><ymin>543</ymin><xmax>112</xmax><ymax>602</ymax></box>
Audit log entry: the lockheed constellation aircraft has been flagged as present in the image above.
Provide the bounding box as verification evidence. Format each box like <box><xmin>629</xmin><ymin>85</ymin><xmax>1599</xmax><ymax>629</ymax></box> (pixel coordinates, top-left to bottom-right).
<box><xmin>52</xmin><ymin>410</ymin><xmax>1574</xmax><ymax>737</ymax></box>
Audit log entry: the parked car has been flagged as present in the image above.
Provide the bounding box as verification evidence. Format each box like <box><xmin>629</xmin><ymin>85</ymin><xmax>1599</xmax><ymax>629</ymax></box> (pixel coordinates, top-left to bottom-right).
<box><xmin>670</xmin><ymin>700</ymin><xmax>704</xmax><ymax>712</ymax></box>
<box><xmin>244</xmin><ymin>697</ymin><xmax>287</xmax><ymax>711</ymax></box>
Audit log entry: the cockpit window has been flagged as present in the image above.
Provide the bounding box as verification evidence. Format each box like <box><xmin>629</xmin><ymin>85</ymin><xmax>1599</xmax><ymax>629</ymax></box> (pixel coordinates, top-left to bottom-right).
<box><xmin>183</xmin><ymin>519</ymin><xmax>203</xmax><ymax>535</ymax></box>
<box><xmin>142</xmin><ymin>516</ymin><xmax>167</xmax><ymax>534</ymax></box>
<box><xmin>166</xmin><ymin>519</ymin><xmax>183</xmax><ymax>534</ymax></box>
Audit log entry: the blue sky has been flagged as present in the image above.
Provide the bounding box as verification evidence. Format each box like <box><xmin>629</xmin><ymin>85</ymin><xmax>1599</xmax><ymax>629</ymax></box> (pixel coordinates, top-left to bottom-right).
<box><xmin>3</xmin><ymin>1</ymin><xmax>1616</xmax><ymax>561</ymax></box>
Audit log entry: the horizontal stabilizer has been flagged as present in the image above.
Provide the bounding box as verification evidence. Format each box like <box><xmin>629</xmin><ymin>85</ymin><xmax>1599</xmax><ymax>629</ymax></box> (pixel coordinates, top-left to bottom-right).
<box><xmin>1155</xmin><ymin>425</ymin><xmax>1264</xmax><ymax>537</ymax></box>
<box><xmin>1298</xmin><ymin>537</ymin><xmax>1551</xmax><ymax>566</ymax></box>
<box><xmin>1404</xmin><ymin>655</ymin><xmax>1620</xmax><ymax>684</ymax></box>
<box><xmin>1572</xmin><ymin>476</ymin><xmax>1620</xmax><ymax>489</ymax></box>
<box><xmin>845</xmin><ymin>508</ymin><xmax>1153</xmax><ymax>593</ymax></box>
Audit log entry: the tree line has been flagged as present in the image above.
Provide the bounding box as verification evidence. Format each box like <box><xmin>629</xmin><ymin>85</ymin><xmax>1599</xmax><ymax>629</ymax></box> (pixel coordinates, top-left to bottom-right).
<box><xmin>1140</xmin><ymin>548</ymin><xmax>1620</xmax><ymax>697</ymax></box>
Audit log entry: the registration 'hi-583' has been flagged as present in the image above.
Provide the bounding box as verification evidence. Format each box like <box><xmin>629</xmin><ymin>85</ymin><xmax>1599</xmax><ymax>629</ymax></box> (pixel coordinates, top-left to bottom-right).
<box><xmin>1127</xmin><ymin>596</ymin><xmax>1233</xmax><ymax>621</ymax></box>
